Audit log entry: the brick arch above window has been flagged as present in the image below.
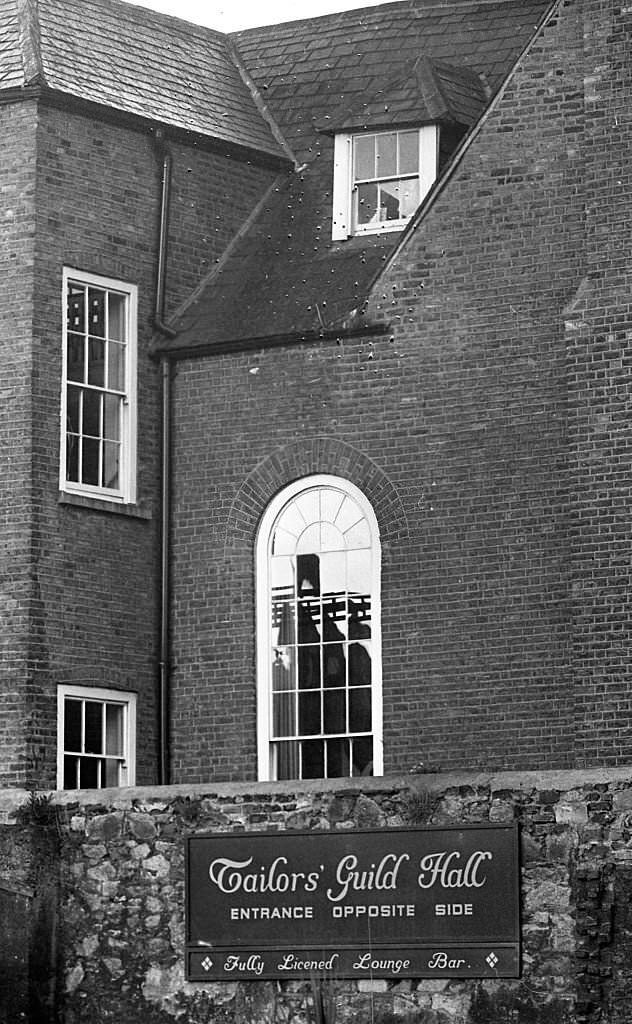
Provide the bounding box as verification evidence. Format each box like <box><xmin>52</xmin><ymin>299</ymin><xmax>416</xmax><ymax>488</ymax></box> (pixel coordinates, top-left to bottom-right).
<box><xmin>223</xmin><ymin>437</ymin><xmax>409</xmax><ymax>563</ymax></box>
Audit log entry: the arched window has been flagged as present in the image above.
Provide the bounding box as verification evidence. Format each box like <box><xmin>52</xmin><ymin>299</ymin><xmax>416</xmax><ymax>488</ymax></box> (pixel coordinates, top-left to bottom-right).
<box><xmin>256</xmin><ymin>475</ymin><xmax>382</xmax><ymax>781</ymax></box>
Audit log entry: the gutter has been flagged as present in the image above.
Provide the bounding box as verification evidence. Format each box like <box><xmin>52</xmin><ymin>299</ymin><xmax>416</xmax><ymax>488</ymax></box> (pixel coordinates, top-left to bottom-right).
<box><xmin>155</xmin><ymin>320</ymin><xmax>390</xmax><ymax>362</ymax></box>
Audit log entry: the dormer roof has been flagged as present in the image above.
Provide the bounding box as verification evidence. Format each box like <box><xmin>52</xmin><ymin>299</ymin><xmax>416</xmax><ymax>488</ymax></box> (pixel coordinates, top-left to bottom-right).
<box><xmin>319</xmin><ymin>55</ymin><xmax>488</xmax><ymax>134</ymax></box>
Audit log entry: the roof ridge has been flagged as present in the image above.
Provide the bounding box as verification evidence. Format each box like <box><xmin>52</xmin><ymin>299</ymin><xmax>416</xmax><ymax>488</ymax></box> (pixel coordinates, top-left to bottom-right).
<box><xmin>415</xmin><ymin>54</ymin><xmax>451</xmax><ymax>121</ymax></box>
<box><xmin>227</xmin><ymin>39</ymin><xmax>298</xmax><ymax>168</ymax></box>
<box><xmin>16</xmin><ymin>0</ymin><xmax>42</xmax><ymax>86</ymax></box>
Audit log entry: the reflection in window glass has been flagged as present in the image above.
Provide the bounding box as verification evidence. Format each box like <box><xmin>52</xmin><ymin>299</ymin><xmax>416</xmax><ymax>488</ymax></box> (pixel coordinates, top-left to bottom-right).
<box><xmin>266</xmin><ymin>483</ymin><xmax>378</xmax><ymax>781</ymax></box>
<box><xmin>63</xmin><ymin>274</ymin><xmax>131</xmax><ymax>496</ymax></box>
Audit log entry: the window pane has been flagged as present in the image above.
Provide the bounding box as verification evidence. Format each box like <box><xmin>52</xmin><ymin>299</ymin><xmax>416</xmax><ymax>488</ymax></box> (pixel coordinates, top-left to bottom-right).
<box><xmin>323</xmin><ymin>639</ymin><xmax>345</xmax><ymax>689</ymax></box>
<box><xmin>321</xmin><ymin>522</ymin><xmax>343</xmax><ymax>551</ymax></box>
<box><xmin>103</xmin><ymin>395</ymin><xmax>120</xmax><ymax>441</ymax></box>
<box><xmin>66</xmin><ymin>434</ymin><xmax>79</xmax><ymax>483</ymax></box>
<box><xmin>321</xmin><ymin>552</ymin><xmax>345</xmax><ymax>600</ymax></box>
<box><xmin>295</xmin><ymin>489</ymin><xmax>320</xmax><ymax>527</ymax></box>
<box><xmin>272</xmin><ymin>647</ymin><xmax>295</xmax><ymax>691</ymax></box>
<box><xmin>344</xmin><ymin>519</ymin><xmax>371</xmax><ymax>549</ymax></box>
<box><xmin>321</xmin><ymin>488</ymin><xmax>344</xmax><ymax>524</ymax></box>
<box><xmin>272</xmin><ymin>600</ymin><xmax>296</xmax><ymax>648</ymax></box>
<box><xmin>327</xmin><ymin>738</ymin><xmax>349</xmax><ymax>778</ymax></box>
<box><xmin>275</xmin><ymin>741</ymin><xmax>299</xmax><ymax>781</ymax></box>
<box><xmin>298</xmin><ymin>603</ymin><xmax>320</xmax><ymax>644</ymax></box>
<box><xmin>349</xmin><ymin>639</ymin><xmax>372</xmax><ymax>685</ymax></box>
<box><xmin>82</xmin><ymin>437</ymin><xmax>100</xmax><ymax>486</ymax></box>
<box><xmin>298</xmin><ymin>645</ymin><xmax>321</xmax><ymax>690</ymax></box>
<box><xmin>356</xmin><ymin>182</ymin><xmax>378</xmax><ymax>225</ymax></box>
<box><xmin>79</xmin><ymin>757</ymin><xmax>99</xmax><ymax>788</ymax></box>
<box><xmin>276</xmin><ymin>500</ymin><xmax>305</xmax><ymax>539</ymax></box>
<box><xmin>347</xmin><ymin>549</ymin><xmax>372</xmax><ymax>596</ymax></box>
<box><xmin>271</xmin><ymin>556</ymin><xmax>295</xmax><ymax>602</ymax></box>
<box><xmin>299</xmin><ymin>690</ymin><xmax>321</xmax><ymax>735</ymax></box>
<box><xmin>398</xmin><ymin>178</ymin><xmax>420</xmax><ymax>219</ymax></box>
<box><xmin>323</xmin><ymin>689</ymin><xmax>345</xmax><ymax>734</ymax></box>
<box><xmin>66</xmin><ymin>386</ymin><xmax>81</xmax><ymax>435</ymax></box>
<box><xmin>273</xmin><ymin>692</ymin><xmax>296</xmax><ymax>737</ymax></box>
<box><xmin>64</xmin><ymin>699</ymin><xmax>82</xmax><ymax>751</ymax></box>
<box><xmin>104</xmin><ymin>758</ymin><xmax>120</xmax><ymax>787</ymax></box>
<box><xmin>351</xmin><ymin>736</ymin><xmax>373</xmax><ymax>776</ymax></box>
<box><xmin>64</xmin><ymin>755</ymin><xmax>78</xmax><ymax>789</ymax></box>
<box><xmin>108</xmin><ymin>293</ymin><xmax>126</xmax><ymax>342</ymax></box>
<box><xmin>271</xmin><ymin>527</ymin><xmax>296</xmax><ymax>556</ymax></box>
<box><xmin>107</xmin><ymin>341</ymin><xmax>125</xmax><ymax>391</ymax></box>
<box><xmin>88</xmin><ymin>288</ymin><xmax>106</xmax><ymax>337</ymax></box>
<box><xmin>103</xmin><ymin>442</ymin><xmax>120</xmax><ymax>489</ymax></box>
<box><xmin>83</xmin><ymin>390</ymin><xmax>101</xmax><ymax>438</ymax></box>
<box><xmin>302</xmin><ymin>739</ymin><xmax>325</xmax><ymax>779</ymax></box>
<box><xmin>335</xmin><ymin>496</ymin><xmax>362</xmax><ymax>534</ymax></box>
<box><xmin>87</xmin><ymin>338</ymin><xmax>105</xmax><ymax>387</ymax></box>
<box><xmin>105</xmin><ymin>704</ymin><xmax>123</xmax><ymax>756</ymax></box>
<box><xmin>376</xmin><ymin>132</ymin><xmax>397</xmax><ymax>177</ymax></box>
<box><xmin>349</xmin><ymin>603</ymin><xmax>371</xmax><ymax>641</ymax></box>
<box><xmin>296</xmin><ymin>523</ymin><xmax>321</xmax><ymax>555</ymax></box>
<box><xmin>84</xmin><ymin>702</ymin><xmax>103</xmax><ymax>753</ymax></box>
<box><xmin>297</xmin><ymin>554</ymin><xmax>320</xmax><ymax>597</ymax></box>
<box><xmin>67</xmin><ymin>334</ymin><xmax>85</xmax><ymax>382</ymax></box>
<box><xmin>67</xmin><ymin>284</ymin><xmax>85</xmax><ymax>332</ymax></box>
<box><xmin>353</xmin><ymin>135</ymin><xmax>375</xmax><ymax>181</ymax></box>
<box><xmin>378</xmin><ymin>181</ymin><xmax>402</xmax><ymax>221</ymax></box>
<box><xmin>399</xmin><ymin>130</ymin><xmax>419</xmax><ymax>174</ymax></box>
<box><xmin>349</xmin><ymin>687</ymin><xmax>372</xmax><ymax>733</ymax></box>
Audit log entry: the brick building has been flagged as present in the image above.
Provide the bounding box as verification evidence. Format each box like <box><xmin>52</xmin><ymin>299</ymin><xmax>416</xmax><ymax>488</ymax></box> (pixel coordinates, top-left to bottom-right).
<box><xmin>1</xmin><ymin>0</ymin><xmax>630</xmax><ymax>792</ymax></box>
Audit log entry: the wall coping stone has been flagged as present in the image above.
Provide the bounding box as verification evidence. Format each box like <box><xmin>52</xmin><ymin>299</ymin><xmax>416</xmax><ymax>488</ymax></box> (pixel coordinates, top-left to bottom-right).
<box><xmin>3</xmin><ymin>767</ymin><xmax>632</xmax><ymax>820</ymax></box>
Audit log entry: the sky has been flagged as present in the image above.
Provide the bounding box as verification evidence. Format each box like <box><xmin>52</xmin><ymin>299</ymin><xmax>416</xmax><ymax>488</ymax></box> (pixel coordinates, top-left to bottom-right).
<box><xmin>125</xmin><ymin>0</ymin><xmax>390</xmax><ymax>32</ymax></box>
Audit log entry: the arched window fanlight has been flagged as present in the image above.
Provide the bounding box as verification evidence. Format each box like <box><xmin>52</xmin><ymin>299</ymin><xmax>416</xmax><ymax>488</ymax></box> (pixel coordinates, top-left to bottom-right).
<box><xmin>256</xmin><ymin>476</ymin><xmax>382</xmax><ymax>781</ymax></box>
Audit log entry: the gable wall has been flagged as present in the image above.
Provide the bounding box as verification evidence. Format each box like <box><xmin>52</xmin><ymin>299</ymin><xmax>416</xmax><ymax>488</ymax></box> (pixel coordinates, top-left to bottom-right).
<box><xmin>166</xmin><ymin>0</ymin><xmax>593</xmax><ymax>781</ymax></box>
<box><xmin>9</xmin><ymin>100</ymin><xmax>277</xmax><ymax>788</ymax></box>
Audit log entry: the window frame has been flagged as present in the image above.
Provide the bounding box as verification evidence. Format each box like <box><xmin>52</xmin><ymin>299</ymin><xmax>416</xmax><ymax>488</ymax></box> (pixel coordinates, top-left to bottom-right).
<box><xmin>56</xmin><ymin>684</ymin><xmax>137</xmax><ymax>790</ymax></box>
<box><xmin>60</xmin><ymin>267</ymin><xmax>138</xmax><ymax>504</ymax></box>
<box><xmin>332</xmin><ymin>125</ymin><xmax>438</xmax><ymax>240</ymax></box>
<box><xmin>255</xmin><ymin>475</ymin><xmax>383</xmax><ymax>782</ymax></box>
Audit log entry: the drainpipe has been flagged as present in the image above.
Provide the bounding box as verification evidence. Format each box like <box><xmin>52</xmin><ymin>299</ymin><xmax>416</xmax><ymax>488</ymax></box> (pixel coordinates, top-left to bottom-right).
<box><xmin>159</xmin><ymin>355</ymin><xmax>171</xmax><ymax>786</ymax></box>
<box><xmin>152</xmin><ymin>127</ymin><xmax>177</xmax><ymax>785</ymax></box>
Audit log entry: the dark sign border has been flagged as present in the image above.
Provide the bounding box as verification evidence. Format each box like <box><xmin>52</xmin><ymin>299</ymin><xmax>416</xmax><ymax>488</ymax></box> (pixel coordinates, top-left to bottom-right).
<box><xmin>185</xmin><ymin>823</ymin><xmax>520</xmax><ymax>981</ymax></box>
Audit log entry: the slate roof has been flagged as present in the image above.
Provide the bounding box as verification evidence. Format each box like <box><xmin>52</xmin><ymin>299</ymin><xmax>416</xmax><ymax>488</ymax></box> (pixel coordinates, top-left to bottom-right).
<box><xmin>166</xmin><ymin>0</ymin><xmax>553</xmax><ymax>353</ymax></box>
<box><xmin>0</xmin><ymin>1</ymin><xmax>23</xmax><ymax>89</ymax></box>
<box><xmin>0</xmin><ymin>0</ymin><xmax>287</xmax><ymax>161</ymax></box>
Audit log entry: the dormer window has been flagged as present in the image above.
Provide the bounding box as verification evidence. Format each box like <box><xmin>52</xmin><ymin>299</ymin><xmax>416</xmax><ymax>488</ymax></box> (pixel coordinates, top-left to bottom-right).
<box><xmin>332</xmin><ymin>125</ymin><xmax>438</xmax><ymax>240</ymax></box>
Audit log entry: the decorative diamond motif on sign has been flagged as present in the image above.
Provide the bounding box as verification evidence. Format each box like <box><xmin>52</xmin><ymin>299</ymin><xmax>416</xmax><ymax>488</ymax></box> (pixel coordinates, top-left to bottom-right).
<box><xmin>486</xmin><ymin>952</ymin><xmax>498</xmax><ymax>969</ymax></box>
<box><xmin>201</xmin><ymin>956</ymin><xmax>213</xmax><ymax>972</ymax></box>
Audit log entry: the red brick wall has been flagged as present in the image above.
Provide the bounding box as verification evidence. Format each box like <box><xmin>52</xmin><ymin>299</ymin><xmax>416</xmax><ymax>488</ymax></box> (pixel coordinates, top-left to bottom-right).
<box><xmin>568</xmin><ymin>0</ymin><xmax>632</xmax><ymax>767</ymax></box>
<box><xmin>166</xmin><ymin>0</ymin><xmax>624</xmax><ymax>782</ymax></box>
<box><xmin>0</xmin><ymin>100</ymin><xmax>38</xmax><ymax>787</ymax></box>
<box><xmin>4</xmin><ymin>97</ymin><xmax>276</xmax><ymax>787</ymax></box>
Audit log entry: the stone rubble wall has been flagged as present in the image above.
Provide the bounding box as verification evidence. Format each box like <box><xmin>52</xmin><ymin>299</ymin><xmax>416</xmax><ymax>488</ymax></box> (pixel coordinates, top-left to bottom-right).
<box><xmin>2</xmin><ymin>769</ymin><xmax>632</xmax><ymax>1023</ymax></box>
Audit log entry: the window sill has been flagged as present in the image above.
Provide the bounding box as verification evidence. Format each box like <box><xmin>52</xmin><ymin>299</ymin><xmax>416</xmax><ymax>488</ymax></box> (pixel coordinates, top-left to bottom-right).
<box><xmin>58</xmin><ymin>492</ymin><xmax>152</xmax><ymax>520</ymax></box>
